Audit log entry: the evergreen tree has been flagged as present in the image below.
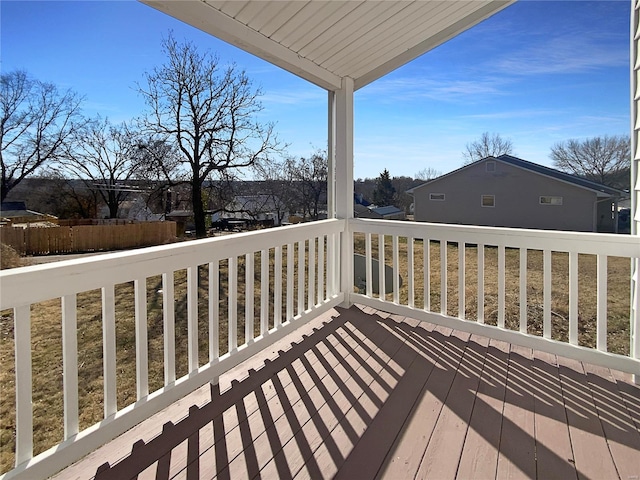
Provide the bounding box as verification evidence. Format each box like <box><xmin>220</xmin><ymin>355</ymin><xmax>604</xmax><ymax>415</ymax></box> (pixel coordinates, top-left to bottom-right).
<box><xmin>373</xmin><ymin>169</ymin><xmax>396</xmax><ymax>206</ymax></box>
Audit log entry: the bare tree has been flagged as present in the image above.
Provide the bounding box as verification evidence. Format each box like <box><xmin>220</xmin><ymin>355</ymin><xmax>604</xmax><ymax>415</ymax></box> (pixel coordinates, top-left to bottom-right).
<box><xmin>62</xmin><ymin>117</ymin><xmax>145</xmax><ymax>218</ymax></box>
<box><xmin>462</xmin><ymin>132</ymin><xmax>513</xmax><ymax>165</ymax></box>
<box><xmin>1</xmin><ymin>70</ymin><xmax>84</xmax><ymax>201</ymax></box>
<box><xmin>415</xmin><ymin>167</ymin><xmax>441</xmax><ymax>180</ymax></box>
<box><xmin>291</xmin><ymin>152</ymin><xmax>327</xmax><ymax>220</ymax></box>
<box><xmin>138</xmin><ymin>33</ymin><xmax>280</xmax><ymax>237</ymax></box>
<box><xmin>252</xmin><ymin>157</ymin><xmax>297</xmax><ymax>225</ymax></box>
<box><xmin>550</xmin><ymin>135</ymin><xmax>630</xmax><ymax>189</ymax></box>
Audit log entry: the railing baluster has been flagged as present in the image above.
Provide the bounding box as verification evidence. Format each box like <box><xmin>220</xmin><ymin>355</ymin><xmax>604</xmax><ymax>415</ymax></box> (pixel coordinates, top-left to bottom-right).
<box><xmin>308</xmin><ymin>238</ymin><xmax>316</xmax><ymax>308</ymax></box>
<box><xmin>187</xmin><ymin>266</ymin><xmax>198</xmax><ymax>371</ymax></box>
<box><xmin>62</xmin><ymin>295</ymin><xmax>79</xmax><ymax>439</ymax></box>
<box><xmin>134</xmin><ymin>279</ymin><xmax>148</xmax><ymax>399</ymax></box>
<box><xmin>328</xmin><ymin>233</ymin><xmax>337</xmax><ymax>296</ymax></box>
<box><xmin>424</xmin><ymin>239</ymin><xmax>430</xmax><ymax>311</ymax></box>
<box><xmin>209</xmin><ymin>262</ymin><xmax>219</xmax><ymax>360</ymax></box>
<box><xmin>458</xmin><ymin>242</ymin><xmax>465</xmax><ymax>319</ymax></box>
<box><xmin>379</xmin><ymin>234</ymin><xmax>385</xmax><ymax>300</ymax></box>
<box><xmin>543</xmin><ymin>250</ymin><xmax>552</xmax><ymax>339</ymax></box>
<box><xmin>318</xmin><ymin>235</ymin><xmax>325</xmax><ymax>304</ymax></box>
<box><xmin>498</xmin><ymin>245</ymin><xmax>505</xmax><ymax>328</ymax></box>
<box><xmin>14</xmin><ymin>304</ymin><xmax>33</xmax><ymax>466</ymax></box>
<box><xmin>597</xmin><ymin>254</ymin><xmax>608</xmax><ymax>351</ymax></box>
<box><xmin>477</xmin><ymin>244</ymin><xmax>484</xmax><ymax>323</ymax></box>
<box><xmin>274</xmin><ymin>247</ymin><xmax>282</xmax><ymax>327</ymax></box>
<box><xmin>298</xmin><ymin>241</ymin><xmax>305</xmax><ymax>314</ymax></box>
<box><xmin>519</xmin><ymin>249</ymin><xmax>527</xmax><ymax>334</ymax></box>
<box><xmin>229</xmin><ymin>257</ymin><xmax>238</xmax><ymax>351</ymax></box>
<box><xmin>246</xmin><ymin>253</ymin><xmax>254</xmax><ymax>343</ymax></box>
<box><xmin>102</xmin><ymin>284</ymin><xmax>117</xmax><ymax>417</ymax></box>
<box><xmin>569</xmin><ymin>252</ymin><xmax>579</xmax><ymax>345</ymax></box>
<box><xmin>408</xmin><ymin>237</ymin><xmax>415</xmax><ymax>308</ymax></box>
<box><xmin>440</xmin><ymin>241</ymin><xmax>447</xmax><ymax>315</ymax></box>
<box><xmin>162</xmin><ymin>272</ymin><xmax>176</xmax><ymax>384</ymax></box>
<box><xmin>393</xmin><ymin>235</ymin><xmax>400</xmax><ymax>304</ymax></box>
<box><xmin>633</xmin><ymin>258</ymin><xmax>640</xmax><ymax>368</ymax></box>
<box><xmin>365</xmin><ymin>233</ymin><xmax>373</xmax><ymax>297</ymax></box>
<box><xmin>286</xmin><ymin>244</ymin><xmax>293</xmax><ymax>321</ymax></box>
<box><xmin>261</xmin><ymin>249</ymin><xmax>269</xmax><ymax>334</ymax></box>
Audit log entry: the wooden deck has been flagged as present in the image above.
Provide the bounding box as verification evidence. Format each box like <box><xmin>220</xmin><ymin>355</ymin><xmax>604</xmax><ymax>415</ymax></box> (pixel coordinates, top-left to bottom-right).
<box><xmin>53</xmin><ymin>305</ymin><xmax>640</xmax><ymax>480</ymax></box>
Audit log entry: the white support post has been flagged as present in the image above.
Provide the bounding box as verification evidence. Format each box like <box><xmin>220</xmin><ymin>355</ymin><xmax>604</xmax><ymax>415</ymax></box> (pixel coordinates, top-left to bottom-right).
<box><xmin>327</xmin><ymin>91</ymin><xmax>336</xmax><ymax>220</ymax></box>
<box><xmin>333</xmin><ymin>76</ymin><xmax>355</xmax><ymax>307</ymax></box>
<box><xmin>631</xmin><ymin>0</ymin><xmax>639</xmax><ymax>384</ymax></box>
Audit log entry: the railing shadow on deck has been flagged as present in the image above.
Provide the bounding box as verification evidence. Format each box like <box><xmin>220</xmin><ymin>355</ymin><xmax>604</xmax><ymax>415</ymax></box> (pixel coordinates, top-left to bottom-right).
<box><xmin>91</xmin><ymin>305</ymin><xmax>640</xmax><ymax>480</ymax></box>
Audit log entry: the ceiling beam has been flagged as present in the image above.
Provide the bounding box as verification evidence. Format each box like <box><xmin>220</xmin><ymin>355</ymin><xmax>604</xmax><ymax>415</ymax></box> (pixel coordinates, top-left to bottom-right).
<box><xmin>141</xmin><ymin>0</ymin><xmax>343</xmax><ymax>91</ymax></box>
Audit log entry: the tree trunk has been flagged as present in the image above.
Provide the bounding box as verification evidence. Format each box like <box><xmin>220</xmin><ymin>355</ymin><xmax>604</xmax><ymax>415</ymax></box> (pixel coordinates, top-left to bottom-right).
<box><xmin>108</xmin><ymin>191</ymin><xmax>118</xmax><ymax>219</ymax></box>
<box><xmin>192</xmin><ymin>180</ymin><xmax>207</xmax><ymax>238</ymax></box>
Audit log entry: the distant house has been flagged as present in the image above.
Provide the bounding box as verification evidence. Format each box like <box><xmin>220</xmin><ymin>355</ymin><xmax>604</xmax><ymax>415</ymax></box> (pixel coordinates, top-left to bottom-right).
<box><xmin>355</xmin><ymin>204</ymin><xmax>406</xmax><ymax>220</ymax></box>
<box><xmin>407</xmin><ymin>155</ymin><xmax>627</xmax><ymax>233</ymax></box>
<box><xmin>223</xmin><ymin>195</ymin><xmax>286</xmax><ymax>226</ymax></box>
<box><xmin>0</xmin><ymin>201</ymin><xmax>57</xmax><ymax>226</ymax></box>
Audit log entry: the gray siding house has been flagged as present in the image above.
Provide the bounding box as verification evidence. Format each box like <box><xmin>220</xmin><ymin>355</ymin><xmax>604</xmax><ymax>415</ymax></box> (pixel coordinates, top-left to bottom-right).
<box><xmin>408</xmin><ymin>155</ymin><xmax>626</xmax><ymax>232</ymax></box>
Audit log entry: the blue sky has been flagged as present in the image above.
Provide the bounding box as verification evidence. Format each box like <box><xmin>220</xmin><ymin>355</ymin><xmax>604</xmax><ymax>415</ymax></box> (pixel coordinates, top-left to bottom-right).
<box><xmin>1</xmin><ymin>1</ymin><xmax>631</xmax><ymax>180</ymax></box>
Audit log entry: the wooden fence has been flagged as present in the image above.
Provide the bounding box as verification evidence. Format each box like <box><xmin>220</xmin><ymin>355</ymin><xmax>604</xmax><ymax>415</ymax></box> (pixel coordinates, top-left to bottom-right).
<box><xmin>0</xmin><ymin>222</ymin><xmax>176</xmax><ymax>255</ymax></box>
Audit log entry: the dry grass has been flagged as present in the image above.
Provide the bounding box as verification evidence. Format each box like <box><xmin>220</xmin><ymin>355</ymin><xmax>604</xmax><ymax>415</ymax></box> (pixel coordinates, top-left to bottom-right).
<box><xmin>0</xmin><ymin>237</ymin><xmax>633</xmax><ymax>473</ymax></box>
<box><xmin>0</xmin><ymin>246</ymin><xmax>308</xmax><ymax>473</ymax></box>
<box><xmin>353</xmin><ymin>234</ymin><xmax>631</xmax><ymax>354</ymax></box>
<box><xmin>0</xmin><ymin>244</ymin><xmax>24</xmax><ymax>270</ymax></box>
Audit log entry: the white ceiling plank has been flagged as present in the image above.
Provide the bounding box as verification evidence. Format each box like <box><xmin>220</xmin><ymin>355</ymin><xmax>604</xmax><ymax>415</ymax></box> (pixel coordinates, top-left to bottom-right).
<box><xmin>354</xmin><ymin>0</ymin><xmax>513</xmax><ymax>89</ymax></box>
<box><xmin>143</xmin><ymin>0</ymin><xmax>342</xmax><ymax>90</ymax></box>
<box><xmin>287</xmin><ymin>2</ymin><xmax>364</xmax><ymax>52</ymax></box>
<box><xmin>324</xmin><ymin>2</ymin><xmax>447</xmax><ymax>74</ymax></box>
<box><xmin>259</xmin><ymin>1</ymin><xmax>310</xmax><ymax>38</ymax></box>
<box><xmin>268</xmin><ymin>1</ymin><xmax>327</xmax><ymax>45</ymax></box>
<box><xmin>313</xmin><ymin>2</ymin><xmax>412</xmax><ymax>68</ymax></box>
<box><xmin>233</xmin><ymin>1</ymin><xmax>271</xmax><ymax>26</ymax></box>
<box><xmin>209</xmin><ymin>0</ymin><xmax>247</xmax><ymax>18</ymax></box>
<box><xmin>304</xmin><ymin>2</ymin><xmax>404</xmax><ymax>64</ymax></box>
<box><xmin>339</xmin><ymin>1</ymin><xmax>466</xmax><ymax>78</ymax></box>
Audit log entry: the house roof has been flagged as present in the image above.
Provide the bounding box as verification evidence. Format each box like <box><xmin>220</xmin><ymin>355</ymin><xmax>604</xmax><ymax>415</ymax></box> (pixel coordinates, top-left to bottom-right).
<box><xmin>371</xmin><ymin>205</ymin><xmax>404</xmax><ymax>216</ymax></box>
<box><xmin>0</xmin><ymin>201</ymin><xmax>52</xmax><ymax>219</ymax></box>
<box><xmin>496</xmin><ymin>154</ymin><xmax>626</xmax><ymax>197</ymax></box>
<box><xmin>407</xmin><ymin>155</ymin><xmax>628</xmax><ymax>198</ymax></box>
<box><xmin>141</xmin><ymin>0</ymin><xmax>513</xmax><ymax>91</ymax></box>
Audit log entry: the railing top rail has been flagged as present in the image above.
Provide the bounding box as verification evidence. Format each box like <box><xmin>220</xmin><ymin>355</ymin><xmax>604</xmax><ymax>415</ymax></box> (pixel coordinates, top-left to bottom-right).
<box><xmin>350</xmin><ymin>218</ymin><xmax>640</xmax><ymax>257</ymax></box>
<box><xmin>0</xmin><ymin>219</ymin><xmax>345</xmax><ymax>310</ymax></box>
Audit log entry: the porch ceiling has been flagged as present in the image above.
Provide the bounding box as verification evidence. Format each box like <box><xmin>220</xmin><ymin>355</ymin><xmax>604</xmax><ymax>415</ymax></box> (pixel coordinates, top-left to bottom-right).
<box><xmin>140</xmin><ymin>0</ymin><xmax>514</xmax><ymax>91</ymax></box>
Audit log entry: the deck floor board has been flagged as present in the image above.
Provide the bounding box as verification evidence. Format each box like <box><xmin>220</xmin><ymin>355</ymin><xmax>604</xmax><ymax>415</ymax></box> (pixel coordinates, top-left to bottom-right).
<box><xmin>52</xmin><ymin>305</ymin><xmax>640</xmax><ymax>480</ymax></box>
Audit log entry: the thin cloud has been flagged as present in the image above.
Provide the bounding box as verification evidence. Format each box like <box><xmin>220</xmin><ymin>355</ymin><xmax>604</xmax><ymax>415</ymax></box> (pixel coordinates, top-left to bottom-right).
<box><xmin>493</xmin><ymin>35</ymin><xmax>627</xmax><ymax>76</ymax></box>
<box><xmin>461</xmin><ymin>109</ymin><xmax>566</xmax><ymax>120</ymax></box>
<box><xmin>358</xmin><ymin>76</ymin><xmax>510</xmax><ymax>103</ymax></box>
<box><xmin>261</xmin><ymin>88</ymin><xmax>325</xmax><ymax>106</ymax></box>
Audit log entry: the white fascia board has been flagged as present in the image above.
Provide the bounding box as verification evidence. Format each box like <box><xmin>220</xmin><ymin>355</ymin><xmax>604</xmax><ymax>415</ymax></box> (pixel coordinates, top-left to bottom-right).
<box><xmin>354</xmin><ymin>0</ymin><xmax>514</xmax><ymax>90</ymax></box>
<box><xmin>141</xmin><ymin>0</ymin><xmax>342</xmax><ymax>91</ymax></box>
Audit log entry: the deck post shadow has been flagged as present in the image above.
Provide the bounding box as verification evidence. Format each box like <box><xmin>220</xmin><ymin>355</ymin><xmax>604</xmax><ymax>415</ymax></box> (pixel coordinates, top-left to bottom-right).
<box><xmin>90</xmin><ymin>305</ymin><xmax>640</xmax><ymax>480</ymax></box>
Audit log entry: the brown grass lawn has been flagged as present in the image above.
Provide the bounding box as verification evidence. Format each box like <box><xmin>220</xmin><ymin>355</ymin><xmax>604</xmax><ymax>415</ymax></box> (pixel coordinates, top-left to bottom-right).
<box><xmin>0</xmin><ymin>238</ymin><xmax>633</xmax><ymax>473</ymax></box>
<box><xmin>352</xmin><ymin>234</ymin><xmax>631</xmax><ymax>354</ymax></box>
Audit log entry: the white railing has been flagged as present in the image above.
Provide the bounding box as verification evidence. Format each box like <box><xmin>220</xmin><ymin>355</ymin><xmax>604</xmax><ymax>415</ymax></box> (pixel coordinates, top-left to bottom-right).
<box><xmin>1</xmin><ymin>217</ymin><xmax>638</xmax><ymax>479</ymax></box>
<box><xmin>0</xmin><ymin>219</ymin><xmax>344</xmax><ymax>479</ymax></box>
<box><xmin>350</xmin><ymin>219</ymin><xmax>640</xmax><ymax>377</ymax></box>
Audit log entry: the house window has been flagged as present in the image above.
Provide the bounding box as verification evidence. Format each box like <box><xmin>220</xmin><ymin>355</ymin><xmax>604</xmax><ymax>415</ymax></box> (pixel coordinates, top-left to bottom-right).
<box><xmin>481</xmin><ymin>195</ymin><xmax>495</xmax><ymax>207</ymax></box>
<box><xmin>540</xmin><ymin>196</ymin><xmax>563</xmax><ymax>205</ymax></box>
<box><xmin>486</xmin><ymin>161</ymin><xmax>496</xmax><ymax>172</ymax></box>
<box><xmin>429</xmin><ymin>193</ymin><xmax>445</xmax><ymax>201</ymax></box>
